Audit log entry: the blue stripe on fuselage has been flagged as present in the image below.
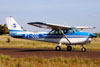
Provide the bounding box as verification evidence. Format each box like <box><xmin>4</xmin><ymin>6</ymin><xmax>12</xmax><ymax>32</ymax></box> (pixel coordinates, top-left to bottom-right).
<box><xmin>9</xmin><ymin>31</ymin><xmax>90</xmax><ymax>39</ymax></box>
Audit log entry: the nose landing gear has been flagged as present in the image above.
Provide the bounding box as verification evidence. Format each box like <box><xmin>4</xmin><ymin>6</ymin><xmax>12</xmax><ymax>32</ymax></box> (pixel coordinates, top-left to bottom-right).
<box><xmin>81</xmin><ymin>44</ymin><xmax>86</xmax><ymax>52</ymax></box>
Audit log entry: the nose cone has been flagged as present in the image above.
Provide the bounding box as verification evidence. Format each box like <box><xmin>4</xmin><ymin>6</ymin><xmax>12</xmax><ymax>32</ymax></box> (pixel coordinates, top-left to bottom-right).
<box><xmin>90</xmin><ymin>33</ymin><xmax>97</xmax><ymax>38</ymax></box>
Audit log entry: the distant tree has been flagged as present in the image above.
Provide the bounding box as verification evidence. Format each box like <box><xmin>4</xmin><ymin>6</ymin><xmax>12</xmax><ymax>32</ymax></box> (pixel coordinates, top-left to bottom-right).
<box><xmin>98</xmin><ymin>33</ymin><xmax>100</xmax><ymax>37</ymax></box>
<box><xmin>94</xmin><ymin>33</ymin><xmax>100</xmax><ymax>37</ymax></box>
<box><xmin>0</xmin><ymin>25</ymin><xmax>2</xmax><ymax>34</ymax></box>
<box><xmin>0</xmin><ymin>24</ymin><xmax>9</xmax><ymax>35</ymax></box>
<box><xmin>3</xmin><ymin>24</ymin><xmax>9</xmax><ymax>34</ymax></box>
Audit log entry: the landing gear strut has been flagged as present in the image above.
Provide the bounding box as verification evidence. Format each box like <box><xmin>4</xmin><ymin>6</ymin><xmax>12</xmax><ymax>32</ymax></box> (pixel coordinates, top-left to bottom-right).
<box><xmin>81</xmin><ymin>44</ymin><xmax>86</xmax><ymax>52</ymax></box>
<box><xmin>67</xmin><ymin>46</ymin><xmax>72</xmax><ymax>51</ymax></box>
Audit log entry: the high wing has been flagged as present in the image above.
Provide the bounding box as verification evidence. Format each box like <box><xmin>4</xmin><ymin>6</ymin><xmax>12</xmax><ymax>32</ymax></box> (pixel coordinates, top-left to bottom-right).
<box><xmin>28</xmin><ymin>22</ymin><xmax>71</xmax><ymax>29</ymax></box>
<box><xmin>28</xmin><ymin>22</ymin><xmax>95</xmax><ymax>44</ymax></box>
<box><xmin>28</xmin><ymin>22</ymin><xmax>95</xmax><ymax>30</ymax></box>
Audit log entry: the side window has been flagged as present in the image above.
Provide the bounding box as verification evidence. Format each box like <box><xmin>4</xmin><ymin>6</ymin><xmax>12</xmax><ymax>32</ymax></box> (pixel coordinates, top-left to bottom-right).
<box><xmin>55</xmin><ymin>30</ymin><xmax>59</xmax><ymax>34</ymax></box>
<box><xmin>49</xmin><ymin>30</ymin><xmax>55</xmax><ymax>34</ymax></box>
<box><xmin>49</xmin><ymin>30</ymin><xmax>61</xmax><ymax>34</ymax></box>
<box><xmin>69</xmin><ymin>29</ymin><xmax>75</xmax><ymax>34</ymax></box>
<box><xmin>49</xmin><ymin>29</ymin><xmax>68</xmax><ymax>34</ymax></box>
<box><xmin>54</xmin><ymin>30</ymin><xmax>62</xmax><ymax>34</ymax></box>
<box><xmin>63</xmin><ymin>29</ymin><xmax>68</xmax><ymax>34</ymax></box>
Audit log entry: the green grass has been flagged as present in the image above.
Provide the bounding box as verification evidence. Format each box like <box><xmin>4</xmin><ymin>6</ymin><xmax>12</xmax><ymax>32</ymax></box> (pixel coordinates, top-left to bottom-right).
<box><xmin>0</xmin><ymin>55</ymin><xmax>100</xmax><ymax>67</ymax></box>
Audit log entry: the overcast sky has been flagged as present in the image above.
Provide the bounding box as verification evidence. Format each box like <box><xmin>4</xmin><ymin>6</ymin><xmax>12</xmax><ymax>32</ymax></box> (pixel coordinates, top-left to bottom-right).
<box><xmin>0</xmin><ymin>0</ymin><xmax>100</xmax><ymax>33</ymax></box>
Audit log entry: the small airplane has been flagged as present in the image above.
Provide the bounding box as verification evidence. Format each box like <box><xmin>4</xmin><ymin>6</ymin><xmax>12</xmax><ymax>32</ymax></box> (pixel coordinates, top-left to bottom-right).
<box><xmin>6</xmin><ymin>16</ymin><xmax>97</xmax><ymax>52</ymax></box>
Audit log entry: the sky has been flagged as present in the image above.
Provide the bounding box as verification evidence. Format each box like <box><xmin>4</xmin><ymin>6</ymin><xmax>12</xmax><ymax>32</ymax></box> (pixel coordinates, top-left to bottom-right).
<box><xmin>0</xmin><ymin>0</ymin><xmax>100</xmax><ymax>33</ymax></box>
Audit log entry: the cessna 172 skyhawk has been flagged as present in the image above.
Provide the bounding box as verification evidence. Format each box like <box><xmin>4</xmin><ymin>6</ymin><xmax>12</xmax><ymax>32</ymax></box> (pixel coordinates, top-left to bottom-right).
<box><xmin>6</xmin><ymin>16</ymin><xmax>97</xmax><ymax>52</ymax></box>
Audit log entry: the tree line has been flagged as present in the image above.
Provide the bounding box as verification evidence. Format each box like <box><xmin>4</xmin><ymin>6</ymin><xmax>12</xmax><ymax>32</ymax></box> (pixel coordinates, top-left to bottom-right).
<box><xmin>0</xmin><ymin>24</ymin><xmax>100</xmax><ymax>37</ymax></box>
<box><xmin>0</xmin><ymin>24</ymin><xmax>9</xmax><ymax>35</ymax></box>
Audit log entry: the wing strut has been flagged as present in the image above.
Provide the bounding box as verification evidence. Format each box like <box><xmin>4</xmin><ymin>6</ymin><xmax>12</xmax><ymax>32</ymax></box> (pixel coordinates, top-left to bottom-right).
<box><xmin>58</xmin><ymin>28</ymin><xmax>71</xmax><ymax>44</ymax></box>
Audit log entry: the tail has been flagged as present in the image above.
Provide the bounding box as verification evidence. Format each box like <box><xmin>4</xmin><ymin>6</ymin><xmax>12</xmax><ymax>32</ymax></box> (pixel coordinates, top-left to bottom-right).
<box><xmin>6</xmin><ymin>16</ymin><xmax>25</xmax><ymax>38</ymax></box>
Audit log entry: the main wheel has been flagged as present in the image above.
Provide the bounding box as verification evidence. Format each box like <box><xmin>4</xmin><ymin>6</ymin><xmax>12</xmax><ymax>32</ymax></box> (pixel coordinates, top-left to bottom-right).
<box><xmin>67</xmin><ymin>46</ymin><xmax>72</xmax><ymax>51</ymax></box>
<box><xmin>81</xmin><ymin>47</ymin><xmax>86</xmax><ymax>52</ymax></box>
<box><xmin>56</xmin><ymin>46</ymin><xmax>61</xmax><ymax>51</ymax></box>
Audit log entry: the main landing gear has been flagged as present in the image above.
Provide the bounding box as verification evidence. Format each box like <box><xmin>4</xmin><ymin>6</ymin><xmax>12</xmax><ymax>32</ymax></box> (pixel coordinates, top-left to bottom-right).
<box><xmin>56</xmin><ymin>46</ymin><xmax>61</xmax><ymax>51</ymax></box>
<box><xmin>56</xmin><ymin>43</ymin><xmax>86</xmax><ymax>52</ymax></box>
<box><xmin>56</xmin><ymin>43</ymin><xmax>72</xmax><ymax>51</ymax></box>
<box><xmin>67</xmin><ymin>46</ymin><xmax>72</xmax><ymax>51</ymax></box>
<box><xmin>56</xmin><ymin>45</ymin><xmax>72</xmax><ymax>51</ymax></box>
<box><xmin>56</xmin><ymin>43</ymin><xmax>61</xmax><ymax>51</ymax></box>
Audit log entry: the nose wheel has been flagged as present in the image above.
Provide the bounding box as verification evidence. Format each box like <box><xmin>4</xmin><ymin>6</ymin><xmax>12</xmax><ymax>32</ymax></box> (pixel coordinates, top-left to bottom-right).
<box><xmin>81</xmin><ymin>47</ymin><xmax>86</xmax><ymax>52</ymax></box>
<box><xmin>81</xmin><ymin>44</ymin><xmax>86</xmax><ymax>52</ymax></box>
<box><xmin>67</xmin><ymin>46</ymin><xmax>72</xmax><ymax>51</ymax></box>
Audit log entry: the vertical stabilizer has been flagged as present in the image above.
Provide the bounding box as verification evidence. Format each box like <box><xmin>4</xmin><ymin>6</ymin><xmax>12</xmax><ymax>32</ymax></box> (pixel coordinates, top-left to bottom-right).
<box><xmin>6</xmin><ymin>16</ymin><xmax>25</xmax><ymax>38</ymax></box>
<box><xmin>6</xmin><ymin>16</ymin><xmax>23</xmax><ymax>31</ymax></box>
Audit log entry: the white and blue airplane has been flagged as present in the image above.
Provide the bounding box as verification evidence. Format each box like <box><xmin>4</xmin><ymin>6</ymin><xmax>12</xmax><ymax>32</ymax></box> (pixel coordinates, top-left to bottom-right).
<box><xmin>6</xmin><ymin>16</ymin><xmax>97</xmax><ymax>52</ymax></box>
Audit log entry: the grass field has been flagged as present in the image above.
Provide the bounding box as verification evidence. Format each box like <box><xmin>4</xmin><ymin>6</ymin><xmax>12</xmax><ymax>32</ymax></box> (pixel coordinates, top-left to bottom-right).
<box><xmin>0</xmin><ymin>35</ymin><xmax>100</xmax><ymax>67</ymax></box>
<box><xmin>0</xmin><ymin>35</ymin><xmax>100</xmax><ymax>50</ymax></box>
<box><xmin>0</xmin><ymin>55</ymin><xmax>100</xmax><ymax>67</ymax></box>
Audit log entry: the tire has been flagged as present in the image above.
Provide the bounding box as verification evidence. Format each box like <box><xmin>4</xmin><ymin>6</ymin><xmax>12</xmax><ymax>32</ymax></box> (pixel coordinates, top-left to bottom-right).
<box><xmin>56</xmin><ymin>46</ymin><xmax>61</xmax><ymax>51</ymax></box>
<box><xmin>81</xmin><ymin>47</ymin><xmax>86</xmax><ymax>52</ymax></box>
<box><xmin>67</xmin><ymin>46</ymin><xmax>72</xmax><ymax>51</ymax></box>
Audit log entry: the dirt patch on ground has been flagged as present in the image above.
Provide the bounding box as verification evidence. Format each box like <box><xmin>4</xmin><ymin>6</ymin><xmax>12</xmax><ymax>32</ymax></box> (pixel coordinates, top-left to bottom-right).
<box><xmin>0</xmin><ymin>48</ymin><xmax>100</xmax><ymax>59</ymax></box>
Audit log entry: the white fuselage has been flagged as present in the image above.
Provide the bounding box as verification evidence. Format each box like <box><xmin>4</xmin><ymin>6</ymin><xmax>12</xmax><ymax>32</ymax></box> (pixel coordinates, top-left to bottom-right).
<box><xmin>10</xmin><ymin>31</ymin><xmax>92</xmax><ymax>45</ymax></box>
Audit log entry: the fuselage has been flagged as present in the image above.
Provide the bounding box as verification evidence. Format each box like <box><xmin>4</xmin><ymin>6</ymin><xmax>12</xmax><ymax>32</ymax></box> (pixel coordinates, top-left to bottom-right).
<box><xmin>9</xmin><ymin>29</ymin><xmax>96</xmax><ymax>45</ymax></box>
<box><xmin>6</xmin><ymin>16</ymin><xmax>97</xmax><ymax>52</ymax></box>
